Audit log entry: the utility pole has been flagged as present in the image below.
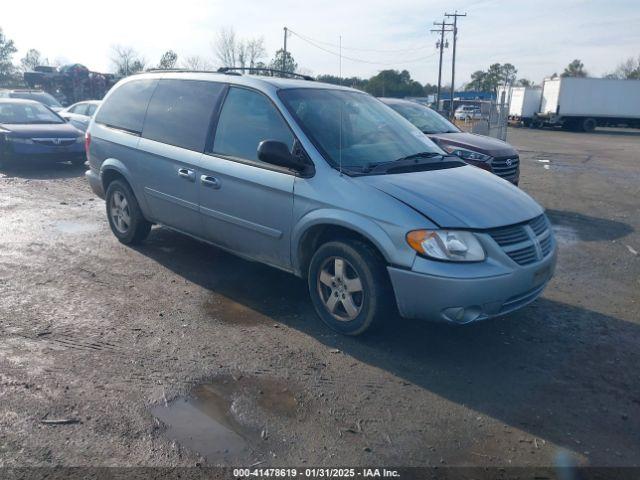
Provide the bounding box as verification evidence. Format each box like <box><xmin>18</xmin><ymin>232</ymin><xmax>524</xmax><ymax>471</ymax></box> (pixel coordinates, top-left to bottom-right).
<box><xmin>431</xmin><ymin>21</ymin><xmax>453</xmax><ymax>112</ymax></box>
<box><xmin>282</xmin><ymin>26</ymin><xmax>288</xmax><ymax>74</ymax></box>
<box><xmin>445</xmin><ymin>11</ymin><xmax>466</xmax><ymax>119</ymax></box>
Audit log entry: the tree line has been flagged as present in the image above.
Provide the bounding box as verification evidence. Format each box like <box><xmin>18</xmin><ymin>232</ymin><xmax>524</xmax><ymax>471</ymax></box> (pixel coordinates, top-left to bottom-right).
<box><xmin>1</xmin><ymin>25</ymin><xmax>638</xmax><ymax>96</ymax></box>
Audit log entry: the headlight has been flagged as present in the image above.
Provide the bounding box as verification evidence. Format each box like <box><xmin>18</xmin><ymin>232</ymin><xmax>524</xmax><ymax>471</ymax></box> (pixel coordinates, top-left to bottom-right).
<box><xmin>406</xmin><ymin>230</ymin><xmax>485</xmax><ymax>262</ymax></box>
<box><xmin>443</xmin><ymin>145</ymin><xmax>491</xmax><ymax>162</ymax></box>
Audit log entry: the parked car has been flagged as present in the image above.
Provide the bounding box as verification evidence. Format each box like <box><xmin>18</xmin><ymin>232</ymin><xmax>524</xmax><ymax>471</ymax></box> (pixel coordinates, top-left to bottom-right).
<box><xmin>85</xmin><ymin>72</ymin><xmax>556</xmax><ymax>335</ymax></box>
<box><xmin>0</xmin><ymin>99</ymin><xmax>85</xmax><ymax>168</ymax></box>
<box><xmin>381</xmin><ymin>98</ymin><xmax>520</xmax><ymax>184</ymax></box>
<box><xmin>454</xmin><ymin>105</ymin><xmax>482</xmax><ymax>121</ymax></box>
<box><xmin>59</xmin><ymin>100</ymin><xmax>101</xmax><ymax>132</ymax></box>
<box><xmin>0</xmin><ymin>89</ymin><xmax>64</xmax><ymax>112</ymax></box>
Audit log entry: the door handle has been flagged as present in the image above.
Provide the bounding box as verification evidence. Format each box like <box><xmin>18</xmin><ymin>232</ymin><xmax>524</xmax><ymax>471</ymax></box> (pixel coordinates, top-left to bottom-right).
<box><xmin>177</xmin><ymin>168</ymin><xmax>195</xmax><ymax>182</ymax></box>
<box><xmin>200</xmin><ymin>175</ymin><xmax>221</xmax><ymax>189</ymax></box>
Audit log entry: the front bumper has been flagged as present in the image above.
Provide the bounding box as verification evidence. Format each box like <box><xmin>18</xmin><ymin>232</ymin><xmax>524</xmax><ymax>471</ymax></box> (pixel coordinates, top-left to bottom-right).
<box><xmin>387</xmin><ymin>242</ymin><xmax>557</xmax><ymax>324</ymax></box>
<box><xmin>2</xmin><ymin>142</ymin><xmax>84</xmax><ymax>163</ymax></box>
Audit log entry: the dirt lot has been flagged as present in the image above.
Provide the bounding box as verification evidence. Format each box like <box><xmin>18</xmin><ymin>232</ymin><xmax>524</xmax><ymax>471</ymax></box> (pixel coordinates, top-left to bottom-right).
<box><xmin>0</xmin><ymin>127</ymin><xmax>639</xmax><ymax>469</ymax></box>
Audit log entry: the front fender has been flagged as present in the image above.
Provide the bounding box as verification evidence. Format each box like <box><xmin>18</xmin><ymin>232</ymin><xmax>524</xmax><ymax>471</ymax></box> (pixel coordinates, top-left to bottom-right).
<box><xmin>291</xmin><ymin>208</ymin><xmax>417</xmax><ymax>275</ymax></box>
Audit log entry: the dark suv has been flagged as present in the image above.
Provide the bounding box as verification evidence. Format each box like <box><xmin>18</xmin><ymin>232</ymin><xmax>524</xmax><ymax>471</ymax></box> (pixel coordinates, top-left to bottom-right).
<box><xmin>381</xmin><ymin>98</ymin><xmax>520</xmax><ymax>185</ymax></box>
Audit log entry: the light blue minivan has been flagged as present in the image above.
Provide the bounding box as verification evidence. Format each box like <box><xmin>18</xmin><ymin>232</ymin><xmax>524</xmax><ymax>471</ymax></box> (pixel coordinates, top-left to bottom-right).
<box><xmin>85</xmin><ymin>70</ymin><xmax>556</xmax><ymax>335</ymax></box>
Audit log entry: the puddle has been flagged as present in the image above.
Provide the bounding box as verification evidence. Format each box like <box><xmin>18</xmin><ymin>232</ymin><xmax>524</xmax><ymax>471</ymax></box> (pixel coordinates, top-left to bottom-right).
<box><xmin>54</xmin><ymin>221</ymin><xmax>101</xmax><ymax>235</ymax></box>
<box><xmin>546</xmin><ymin>209</ymin><xmax>633</xmax><ymax>243</ymax></box>
<box><xmin>150</xmin><ymin>375</ymin><xmax>300</xmax><ymax>463</ymax></box>
<box><xmin>552</xmin><ymin>224</ymin><xmax>580</xmax><ymax>246</ymax></box>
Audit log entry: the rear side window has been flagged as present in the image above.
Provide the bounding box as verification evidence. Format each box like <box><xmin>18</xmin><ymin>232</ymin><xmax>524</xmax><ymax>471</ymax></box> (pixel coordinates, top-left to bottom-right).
<box><xmin>71</xmin><ymin>103</ymin><xmax>88</xmax><ymax>115</ymax></box>
<box><xmin>212</xmin><ymin>87</ymin><xmax>294</xmax><ymax>162</ymax></box>
<box><xmin>142</xmin><ymin>79</ymin><xmax>225</xmax><ymax>152</ymax></box>
<box><xmin>95</xmin><ymin>79</ymin><xmax>158</xmax><ymax>133</ymax></box>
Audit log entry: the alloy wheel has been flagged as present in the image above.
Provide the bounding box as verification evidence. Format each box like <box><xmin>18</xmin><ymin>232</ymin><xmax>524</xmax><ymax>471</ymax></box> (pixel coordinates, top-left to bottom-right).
<box><xmin>317</xmin><ymin>256</ymin><xmax>364</xmax><ymax>321</ymax></box>
<box><xmin>110</xmin><ymin>190</ymin><xmax>131</xmax><ymax>234</ymax></box>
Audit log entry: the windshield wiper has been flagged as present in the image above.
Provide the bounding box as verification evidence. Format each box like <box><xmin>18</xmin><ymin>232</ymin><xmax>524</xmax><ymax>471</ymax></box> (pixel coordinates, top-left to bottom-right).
<box><xmin>361</xmin><ymin>151</ymin><xmax>444</xmax><ymax>174</ymax></box>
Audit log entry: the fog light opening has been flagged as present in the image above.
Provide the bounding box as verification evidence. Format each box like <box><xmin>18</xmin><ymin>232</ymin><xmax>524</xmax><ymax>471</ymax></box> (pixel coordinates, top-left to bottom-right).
<box><xmin>443</xmin><ymin>306</ymin><xmax>482</xmax><ymax>324</ymax></box>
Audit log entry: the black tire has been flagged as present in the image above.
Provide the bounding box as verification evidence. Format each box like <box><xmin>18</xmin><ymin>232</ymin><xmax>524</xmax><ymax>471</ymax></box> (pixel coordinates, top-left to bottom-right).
<box><xmin>105</xmin><ymin>179</ymin><xmax>151</xmax><ymax>245</ymax></box>
<box><xmin>582</xmin><ymin>118</ymin><xmax>597</xmax><ymax>133</ymax></box>
<box><xmin>308</xmin><ymin>239</ymin><xmax>394</xmax><ymax>336</ymax></box>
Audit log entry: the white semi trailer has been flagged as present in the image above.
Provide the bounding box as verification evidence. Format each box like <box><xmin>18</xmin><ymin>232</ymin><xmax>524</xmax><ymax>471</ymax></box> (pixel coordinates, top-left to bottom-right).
<box><xmin>534</xmin><ymin>77</ymin><xmax>640</xmax><ymax>132</ymax></box>
<box><xmin>497</xmin><ymin>86</ymin><xmax>542</xmax><ymax>126</ymax></box>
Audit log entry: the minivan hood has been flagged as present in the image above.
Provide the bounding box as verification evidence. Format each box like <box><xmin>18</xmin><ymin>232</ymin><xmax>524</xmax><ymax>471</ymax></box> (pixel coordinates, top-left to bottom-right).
<box><xmin>428</xmin><ymin>132</ymin><xmax>517</xmax><ymax>157</ymax></box>
<box><xmin>359</xmin><ymin>165</ymin><xmax>543</xmax><ymax>229</ymax></box>
<box><xmin>0</xmin><ymin>123</ymin><xmax>82</xmax><ymax>138</ymax></box>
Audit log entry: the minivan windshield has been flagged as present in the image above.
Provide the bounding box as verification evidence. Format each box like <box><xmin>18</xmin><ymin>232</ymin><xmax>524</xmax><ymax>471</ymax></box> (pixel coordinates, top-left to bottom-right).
<box><xmin>0</xmin><ymin>102</ymin><xmax>64</xmax><ymax>124</ymax></box>
<box><xmin>279</xmin><ymin>89</ymin><xmax>446</xmax><ymax>172</ymax></box>
<box><xmin>386</xmin><ymin>101</ymin><xmax>460</xmax><ymax>134</ymax></box>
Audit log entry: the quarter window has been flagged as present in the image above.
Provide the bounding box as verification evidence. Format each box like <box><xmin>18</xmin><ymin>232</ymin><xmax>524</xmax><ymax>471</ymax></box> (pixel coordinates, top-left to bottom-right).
<box><xmin>212</xmin><ymin>87</ymin><xmax>294</xmax><ymax>162</ymax></box>
<box><xmin>142</xmin><ymin>79</ymin><xmax>225</xmax><ymax>152</ymax></box>
<box><xmin>95</xmin><ymin>79</ymin><xmax>158</xmax><ymax>133</ymax></box>
<box><xmin>71</xmin><ymin>103</ymin><xmax>88</xmax><ymax>115</ymax></box>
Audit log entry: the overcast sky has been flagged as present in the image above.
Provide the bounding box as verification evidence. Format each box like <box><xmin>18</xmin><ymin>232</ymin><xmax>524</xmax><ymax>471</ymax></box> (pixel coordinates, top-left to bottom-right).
<box><xmin>3</xmin><ymin>0</ymin><xmax>639</xmax><ymax>86</ymax></box>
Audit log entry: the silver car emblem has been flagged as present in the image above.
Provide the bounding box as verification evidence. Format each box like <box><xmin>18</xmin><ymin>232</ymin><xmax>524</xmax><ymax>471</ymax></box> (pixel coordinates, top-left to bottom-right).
<box><xmin>506</xmin><ymin>158</ymin><xmax>513</xmax><ymax>166</ymax></box>
<box><xmin>53</xmin><ymin>138</ymin><xmax>62</xmax><ymax>145</ymax></box>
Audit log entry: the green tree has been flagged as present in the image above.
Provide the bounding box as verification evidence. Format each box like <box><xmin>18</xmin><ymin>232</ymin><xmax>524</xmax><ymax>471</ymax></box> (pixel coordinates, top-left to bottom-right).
<box><xmin>516</xmin><ymin>78</ymin><xmax>534</xmax><ymax>87</ymax></box>
<box><xmin>157</xmin><ymin>50</ymin><xmax>178</xmax><ymax>69</ymax></box>
<box><xmin>316</xmin><ymin>74</ymin><xmax>368</xmax><ymax>90</ymax></box>
<box><xmin>423</xmin><ymin>83</ymin><xmax>438</xmax><ymax>95</ymax></box>
<box><xmin>269</xmin><ymin>49</ymin><xmax>297</xmax><ymax>74</ymax></box>
<box><xmin>562</xmin><ymin>59</ymin><xmax>587</xmax><ymax>78</ymax></box>
<box><xmin>465</xmin><ymin>70</ymin><xmax>488</xmax><ymax>91</ymax></box>
<box><xmin>364</xmin><ymin>69</ymin><xmax>424</xmax><ymax>97</ymax></box>
<box><xmin>465</xmin><ymin>63</ymin><xmax>519</xmax><ymax>92</ymax></box>
<box><xmin>0</xmin><ymin>27</ymin><xmax>17</xmax><ymax>85</ymax></box>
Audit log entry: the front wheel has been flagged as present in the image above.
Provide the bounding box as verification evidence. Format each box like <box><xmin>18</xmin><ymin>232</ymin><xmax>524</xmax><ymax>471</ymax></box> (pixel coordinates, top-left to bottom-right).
<box><xmin>105</xmin><ymin>179</ymin><xmax>151</xmax><ymax>245</ymax></box>
<box><xmin>308</xmin><ymin>240</ymin><xmax>394</xmax><ymax>335</ymax></box>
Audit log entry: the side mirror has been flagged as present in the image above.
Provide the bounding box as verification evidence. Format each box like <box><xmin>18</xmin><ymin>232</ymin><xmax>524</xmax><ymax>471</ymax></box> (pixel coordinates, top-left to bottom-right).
<box><xmin>257</xmin><ymin>140</ymin><xmax>309</xmax><ymax>174</ymax></box>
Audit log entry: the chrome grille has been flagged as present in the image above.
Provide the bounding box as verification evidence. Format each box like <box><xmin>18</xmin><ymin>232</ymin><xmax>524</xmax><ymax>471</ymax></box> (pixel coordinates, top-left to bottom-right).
<box><xmin>491</xmin><ymin>155</ymin><xmax>519</xmax><ymax>179</ymax></box>
<box><xmin>488</xmin><ymin>214</ymin><xmax>553</xmax><ymax>266</ymax></box>
<box><xmin>32</xmin><ymin>137</ymin><xmax>77</xmax><ymax>147</ymax></box>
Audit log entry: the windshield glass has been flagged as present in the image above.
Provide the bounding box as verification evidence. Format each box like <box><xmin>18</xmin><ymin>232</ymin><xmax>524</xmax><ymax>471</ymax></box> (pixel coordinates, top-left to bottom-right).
<box><xmin>0</xmin><ymin>102</ymin><xmax>64</xmax><ymax>124</ymax></box>
<box><xmin>11</xmin><ymin>92</ymin><xmax>62</xmax><ymax>108</ymax></box>
<box><xmin>387</xmin><ymin>101</ymin><xmax>460</xmax><ymax>134</ymax></box>
<box><xmin>278</xmin><ymin>88</ymin><xmax>444</xmax><ymax>171</ymax></box>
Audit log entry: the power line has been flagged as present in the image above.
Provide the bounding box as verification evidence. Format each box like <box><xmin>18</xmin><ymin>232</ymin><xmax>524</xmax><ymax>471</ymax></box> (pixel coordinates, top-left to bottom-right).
<box><xmin>288</xmin><ymin>29</ymin><xmax>438</xmax><ymax>66</ymax></box>
<box><xmin>287</xmin><ymin>29</ymin><xmax>430</xmax><ymax>54</ymax></box>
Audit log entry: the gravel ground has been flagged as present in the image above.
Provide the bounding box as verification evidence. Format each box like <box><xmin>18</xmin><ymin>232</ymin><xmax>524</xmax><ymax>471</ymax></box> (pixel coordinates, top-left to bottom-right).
<box><xmin>0</xmin><ymin>127</ymin><xmax>638</xmax><ymax>469</ymax></box>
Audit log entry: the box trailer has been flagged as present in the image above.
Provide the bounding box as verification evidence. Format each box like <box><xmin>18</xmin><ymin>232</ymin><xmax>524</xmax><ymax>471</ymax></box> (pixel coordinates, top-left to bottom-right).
<box><xmin>497</xmin><ymin>86</ymin><xmax>542</xmax><ymax>126</ymax></box>
<box><xmin>535</xmin><ymin>77</ymin><xmax>640</xmax><ymax>132</ymax></box>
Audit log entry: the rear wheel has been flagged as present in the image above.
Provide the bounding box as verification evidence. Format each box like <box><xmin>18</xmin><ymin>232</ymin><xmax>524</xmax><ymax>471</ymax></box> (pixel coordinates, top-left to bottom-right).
<box><xmin>582</xmin><ymin>118</ymin><xmax>597</xmax><ymax>133</ymax></box>
<box><xmin>308</xmin><ymin>240</ymin><xmax>394</xmax><ymax>335</ymax></box>
<box><xmin>105</xmin><ymin>179</ymin><xmax>151</xmax><ymax>245</ymax></box>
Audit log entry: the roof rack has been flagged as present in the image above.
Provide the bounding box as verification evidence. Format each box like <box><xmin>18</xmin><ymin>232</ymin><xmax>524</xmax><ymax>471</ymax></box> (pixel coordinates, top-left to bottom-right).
<box><xmin>144</xmin><ymin>68</ymin><xmax>220</xmax><ymax>74</ymax></box>
<box><xmin>217</xmin><ymin>67</ymin><xmax>314</xmax><ymax>81</ymax></box>
<box><xmin>142</xmin><ymin>67</ymin><xmax>314</xmax><ymax>82</ymax></box>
